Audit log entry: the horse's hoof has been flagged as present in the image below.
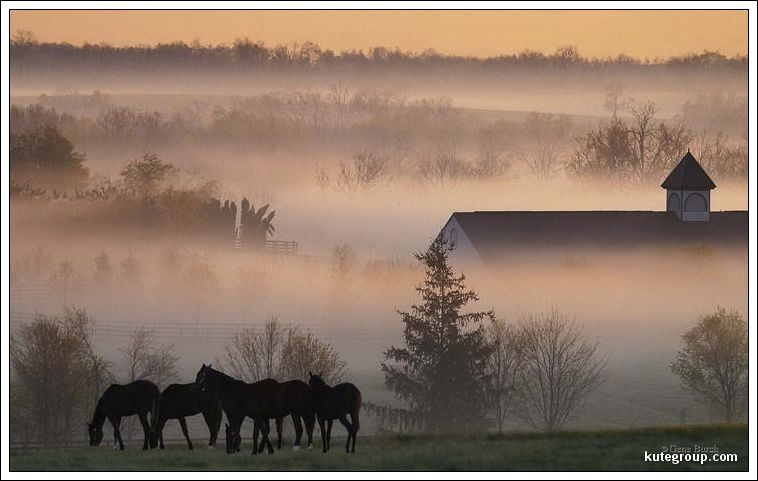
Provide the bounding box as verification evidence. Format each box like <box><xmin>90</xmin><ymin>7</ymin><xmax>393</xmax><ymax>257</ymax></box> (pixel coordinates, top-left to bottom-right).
<box><xmin>208</xmin><ymin>445</ymin><xmax>214</xmax><ymax>450</ymax></box>
<box><xmin>308</xmin><ymin>443</ymin><xmax>313</xmax><ymax>451</ymax></box>
<box><xmin>293</xmin><ymin>445</ymin><xmax>300</xmax><ymax>451</ymax></box>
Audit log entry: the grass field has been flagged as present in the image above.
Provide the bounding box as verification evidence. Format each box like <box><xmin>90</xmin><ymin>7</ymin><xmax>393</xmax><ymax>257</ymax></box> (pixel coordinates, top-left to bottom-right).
<box><xmin>10</xmin><ymin>424</ymin><xmax>747</xmax><ymax>472</ymax></box>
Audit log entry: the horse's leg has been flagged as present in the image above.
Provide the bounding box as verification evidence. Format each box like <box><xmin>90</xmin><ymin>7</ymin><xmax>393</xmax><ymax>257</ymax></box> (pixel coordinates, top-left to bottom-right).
<box><xmin>251</xmin><ymin>418</ymin><xmax>260</xmax><ymax>455</ymax></box>
<box><xmin>178</xmin><ymin>417</ymin><xmax>194</xmax><ymax>450</ymax></box>
<box><xmin>110</xmin><ymin>416</ymin><xmax>125</xmax><ymax>451</ymax></box>
<box><xmin>276</xmin><ymin>417</ymin><xmax>283</xmax><ymax>450</ymax></box>
<box><xmin>350</xmin><ymin>412</ymin><xmax>358</xmax><ymax>453</ymax></box>
<box><xmin>326</xmin><ymin>419</ymin><xmax>333</xmax><ymax>452</ymax></box>
<box><xmin>305</xmin><ymin>411</ymin><xmax>315</xmax><ymax>450</ymax></box>
<box><xmin>292</xmin><ymin>415</ymin><xmax>303</xmax><ymax>450</ymax></box>
<box><xmin>138</xmin><ymin>413</ymin><xmax>151</xmax><ymax>450</ymax></box>
<box><xmin>262</xmin><ymin>419</ymin><xmax>274</xmax><ymax>455</ymax></box>
<box><xmin>201</xmin><ymin>409</ymin><xmax>217</xmax><ymax>448</ymax></box>
<box><xmin>317</xmin><ymin>415</ymin><xmax>327</xmax><ymax>453</ymax></box>
<box><xmin>160</xmin><ymin>430</ymin><xmax>165</xmax><ymax>450</ymax></box>
<box><xmin>338</xmin><ymin>416</ymin><xmax>353</xmax><ymax>453</ymax></box>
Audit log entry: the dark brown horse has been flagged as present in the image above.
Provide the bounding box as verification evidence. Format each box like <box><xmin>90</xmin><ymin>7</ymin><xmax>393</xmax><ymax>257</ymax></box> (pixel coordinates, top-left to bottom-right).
<box><xmin>308</xmin><ymin>372</ymin><xmax>361</xmax><ymax>453</ymax></box>
<box><xmin>195</xmin><ymin>364</ymin><xmax>276</xmax><ymax>455</ymax></box>
<box><xmin>149</xmin><ymin>382</ymin><xmax>222</xmax><ymax>450</ymax></box>
<box><xmin>242</xmin><ymin>380</ymin><xmax>316</xmax><ymax>453</ymax></box>
<box><xmin>87</xmin><ymin>380</ymin><xmax>160</xmax><ymax>450</ymax></box>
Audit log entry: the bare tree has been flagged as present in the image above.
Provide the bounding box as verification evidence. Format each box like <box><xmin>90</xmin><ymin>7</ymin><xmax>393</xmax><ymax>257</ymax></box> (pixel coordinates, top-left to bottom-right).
<box><xmin>51</xmin><ymin>260</ymin><xmax>82</xmax><ymax>304</ymax></box>
<box><xmin>279</xmin><ymin>328</ymin><xmax>347</xmax><ymax>383</ymax></box>
<box><xmin>626</xmin><ymin>101</ymin><xmax>689</xmax><ymax>183</ymax></box>
<box><xmin>337</xmin><ymin>151</ymin><xmax>387</xmax><ymax>189</ymax></box>
<box><xmin>329</xmin><ymin>82</ymin><xmax>351</xmax><ymax>128</ymax></box>
<box><xmin>417</xmin><ymin>144</ymin><xmax>470</xmax><ymax>184</ymax></box>
<box><xmin>331</xmin><ymin>243</ymin><xmax>357</xmax><ymax>282</ymax></box>
<box><xmin>671</xmin><ymin>307</ymin><xmax>748</xmax><ymax>423</ymax></box>
<box><xmin>121</xmin><ymin>328</ymin><xmax>177</xmax><ymax>387</ymax></box>
<box><xmin>603</xmin><ymin>80</ymin><xmax>629</xmax><ymax>120</ymax></box>
<box><xmin>223</xmin><ymin>317</ymin><xmax>286</xmax><ymax>382</ymax></box>
<box><xmin>221</xmin><ymin>316</ymin><xmax>347</xmax><ymax>383</ymax></box>
<box><xmin>10</xmin><ymin>307</ymin><xmax>110</xmax><ymax>446</ymax></box>
<box><xmin>517</xmin><ymin>309</ymin><xmax>608</xmax><ymax>432</ymax></box>
<box><xmin>474</xmin><ymin>128</ymin><xmax>511</xmax><ymax>179</ymax></box>
<box><xmin>485</xmin><ymin>318</ymin><xmax>525</xmax><ymax>432</ymax></box>
<box><xmin>518</xmin><ymin>113</ymin><xmax>572</xmax><ymax>181</ymax></box>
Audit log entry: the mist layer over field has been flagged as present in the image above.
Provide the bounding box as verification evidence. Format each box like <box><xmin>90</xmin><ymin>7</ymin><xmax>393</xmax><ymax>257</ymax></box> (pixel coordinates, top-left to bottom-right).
<box><xmin>9</xmin><ymin>40</ymin><xmax>748</xmax><ymax>441</ymax></box>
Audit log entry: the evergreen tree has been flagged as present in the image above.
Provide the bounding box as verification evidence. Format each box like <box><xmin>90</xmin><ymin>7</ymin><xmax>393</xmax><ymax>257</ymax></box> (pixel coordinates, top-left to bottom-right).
<box><xmin>381</xmin><ymin>235</ymin><xmax>493</xmax><ymax>432</ymax></box>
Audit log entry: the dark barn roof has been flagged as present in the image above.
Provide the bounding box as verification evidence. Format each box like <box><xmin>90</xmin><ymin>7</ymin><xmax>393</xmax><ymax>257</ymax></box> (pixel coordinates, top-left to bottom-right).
<box><xmin>450</xmin><ymin>211</ymin><xmax>747</xmax><ymax>262</ymax></box>
<box><xmin>661</xmin><ymin>152</ymin><xmax>716</xmax><ymax>190</ymax></box>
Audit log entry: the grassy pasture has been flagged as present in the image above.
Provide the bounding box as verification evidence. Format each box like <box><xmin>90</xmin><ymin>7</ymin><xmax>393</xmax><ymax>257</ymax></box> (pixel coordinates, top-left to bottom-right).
<box><xmin>9</xmin><ymin>424</ymin><xmax>747</xmax><ymax>472</ymax></box>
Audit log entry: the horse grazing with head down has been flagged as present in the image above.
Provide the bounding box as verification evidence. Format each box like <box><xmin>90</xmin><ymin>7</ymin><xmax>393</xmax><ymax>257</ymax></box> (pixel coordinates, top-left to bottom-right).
<box><xmin>195</xmin><ymin>364</ymin><xmax>276</xmax><ymax>455</ymax></box>
<box><xmin>149</xmin><ymin>382</ymin><xmax>222</xmax><ymax>450</ymax></box>
<box><xmin>308</xmin><ymin>372</ymin><xmax>362</xmax><ymax>453</ymax></box>
<box><xmin>87</xmin><ymin>380</ymin><xmax>160</xmax><ymax>451</ymax></box>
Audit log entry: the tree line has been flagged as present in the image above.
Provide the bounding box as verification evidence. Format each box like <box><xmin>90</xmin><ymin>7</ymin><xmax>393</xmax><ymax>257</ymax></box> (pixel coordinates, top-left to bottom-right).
<box><xmin>370</xmin><ymin>236</ymin><xmax>748</xmax><ymax>433</ymax></box>
<box><xmin>11</xmin><ymin>32</ymin><xmax>746</xmax><ymax>75</ymax></box>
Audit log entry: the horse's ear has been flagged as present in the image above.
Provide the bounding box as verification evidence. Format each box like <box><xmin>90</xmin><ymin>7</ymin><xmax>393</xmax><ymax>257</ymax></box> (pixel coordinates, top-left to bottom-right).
<box><xmin>308</xmin><ymin>371</ymin><xmax>313</xmax><ymax>378</ymax></box>
<box><xmin>208</xmin><ymin>363</ymin><xmax>212</xmax><ymax>368</ymax></box>
<box><xmin>202</xmin><ymin>363</ymin><xmax>206</xmax><ymax>368</ymax></box>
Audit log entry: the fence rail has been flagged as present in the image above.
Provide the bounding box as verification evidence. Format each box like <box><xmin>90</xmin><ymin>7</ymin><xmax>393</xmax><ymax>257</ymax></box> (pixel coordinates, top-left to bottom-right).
<box><xmin>8</xmin><ymin>310</ymin><xmax>330</xmax><ymax>341</ymax></box>
<box><xmin>264</xmin><ymin>240</ymin><xmax>298</xmax><ymax>254</ymax></box>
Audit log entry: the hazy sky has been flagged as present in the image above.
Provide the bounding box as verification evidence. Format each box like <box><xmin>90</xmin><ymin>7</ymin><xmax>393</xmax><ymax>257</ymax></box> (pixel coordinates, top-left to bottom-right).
<box><xmin>10</xmin><ymin>10</ymin><xmax>747</xmax><ymax>59</ymax></box>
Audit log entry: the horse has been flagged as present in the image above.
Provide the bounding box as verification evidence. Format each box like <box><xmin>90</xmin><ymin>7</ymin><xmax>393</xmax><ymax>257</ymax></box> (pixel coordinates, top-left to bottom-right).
<box><xmin>87</xmin><ymin>380</ymin><xmax>160</xmax><ymax>451</ymax></box>
<box><xmin>195</xmin><ymin>364</ymin><xmax>276</xmax><ymax>455</ymax></box>
<box><xmin>233</xmin><ymin>379</ymin><xmax>316</xmax><ymax>453</ymax></box>
<box><xmin>308</xmin><ymin>372</ymin><xmax>362</xmax><ymax>453</ymax></box>
<box><xmin>149</xmin><ymin>382</ymin><xmax>222</xmax><ymax>450</ymax></box>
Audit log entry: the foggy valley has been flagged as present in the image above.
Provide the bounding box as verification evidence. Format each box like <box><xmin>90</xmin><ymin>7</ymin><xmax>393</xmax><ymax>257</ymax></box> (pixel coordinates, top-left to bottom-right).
<box><xmin>9</xmin><ymin>36</ymin><xmax>748</xmax><ymax>444</ymax></box>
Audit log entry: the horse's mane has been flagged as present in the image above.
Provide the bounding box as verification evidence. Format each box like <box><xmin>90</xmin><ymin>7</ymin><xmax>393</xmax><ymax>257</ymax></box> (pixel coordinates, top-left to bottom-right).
<box><xmin>208</xmin><ymin>366</ymin><xmax>243</xmax><ymax>386</ymax></box>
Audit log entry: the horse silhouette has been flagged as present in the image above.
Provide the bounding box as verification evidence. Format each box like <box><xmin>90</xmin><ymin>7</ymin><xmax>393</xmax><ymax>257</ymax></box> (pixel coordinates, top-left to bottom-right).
<box><xmin>87</xmin><ymin>380</ymin><xmax>160</xmax><ymax>450</ymax></box>
<box><xmin>195</xmin><ymin>364</ymin><xmax>276</xmax><ymax>454</ymax></box>
<box><xmin>149</xmin><ymin>382</ymin><xmax>222</xmax><ymax>450</ymax></box>
<box><xmin>308</xmin><ymin>372</ymin><xmax>362</xmax><ymax>453</ymax></box>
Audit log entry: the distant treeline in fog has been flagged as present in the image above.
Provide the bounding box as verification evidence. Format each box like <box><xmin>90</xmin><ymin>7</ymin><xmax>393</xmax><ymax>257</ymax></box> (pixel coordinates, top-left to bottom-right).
<box><xmin>10</xmin><ymin>33</ymin><xmax>746</xmax><ymax>92</ymax></box>
<box><xmin>10</xmin><ymin>88</ymin><xmax>748</xmax><ymax>190</ymax></box>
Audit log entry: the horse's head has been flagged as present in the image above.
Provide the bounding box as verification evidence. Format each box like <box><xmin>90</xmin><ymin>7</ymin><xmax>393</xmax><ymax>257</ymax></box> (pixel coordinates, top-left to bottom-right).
<box><xmin>308</xmin><ymin>371</ymin><xmax>326</xmax><ymax>391</ymax></box>
<box><xmin>195</xmin><ymin>363</ymin><xmax>213</xmax><ymax>391</ymax></box>
<box><xmin>148</xmin><ymin>427</ymin><xmax>160</xmax><ymax>449</ymax></box>
<box><xmin>224</xmin><ymin>423</ymin><xmax>241</xmax><ymax>454</ymax></box>
<box><xmin>87</xmin><ymin>422</ymin><xmax>103</xmax><ymax>446</ymax></box>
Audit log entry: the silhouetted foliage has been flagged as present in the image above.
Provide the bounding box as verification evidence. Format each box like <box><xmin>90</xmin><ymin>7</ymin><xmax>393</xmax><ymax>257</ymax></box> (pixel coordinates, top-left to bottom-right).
<box><xmin>10</xmin><ymin>126</ymin><xmax>88</xmax><ymax>191</ymax></box>
<box><xmin>381</xmin><ymin>235</ymin><xmax>493</xmax><ymax>432</ymax></box>
<box><xmin>671</xmin><ymin>307</ymin><xmax>748</xmax><ymax>423</ymax></box>
<box><xmin>120</xmin><ymin>153</ymin><xmax>176</xmax><ymax>200</ymax></box>
<box><xmin>10</xmin><ymin>307</ymin><xmax>111</xmax><ymax>446</ymax></box>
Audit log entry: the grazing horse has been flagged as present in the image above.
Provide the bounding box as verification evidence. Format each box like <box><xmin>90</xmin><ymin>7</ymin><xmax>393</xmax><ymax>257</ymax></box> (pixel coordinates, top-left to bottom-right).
<box><xmin>308</xmin><ymin>372</ymin><xmax>362</xmax><ymax>453</ymax></box>
<box><xmin>149</xmin><ymin>382</ymin><xmax>222</xmax><ymax>450</ymax></box>
<box><xmin>87</xmin><ymin>380</ymin><xmax>160</xmax><ymax>451</ymax></box>
<box><xmin>195</xmin><ymin>364</ymin><xmax>276</xmax><ymax>455</ymax></box>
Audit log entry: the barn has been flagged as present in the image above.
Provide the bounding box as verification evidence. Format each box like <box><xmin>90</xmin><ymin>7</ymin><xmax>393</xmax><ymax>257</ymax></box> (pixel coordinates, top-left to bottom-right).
<box><xmin>438</xmin><ymin>152</ymin><xmax>748</xmax><ymax>266</ymax></box>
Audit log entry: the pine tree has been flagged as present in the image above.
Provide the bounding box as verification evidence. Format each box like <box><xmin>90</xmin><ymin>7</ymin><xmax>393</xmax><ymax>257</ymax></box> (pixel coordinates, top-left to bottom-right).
<box><xmin>381</xmin><ymin>234</ymin><xmax>493</xmax><ymax>432</ymax></box>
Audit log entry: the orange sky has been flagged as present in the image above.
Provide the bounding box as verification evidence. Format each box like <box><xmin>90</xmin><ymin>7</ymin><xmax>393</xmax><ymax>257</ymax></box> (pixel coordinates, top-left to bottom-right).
<box><xmin>10</xmin><ymin>10</ymin><xmax>747</xmax><ymax>59</ymax></box>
